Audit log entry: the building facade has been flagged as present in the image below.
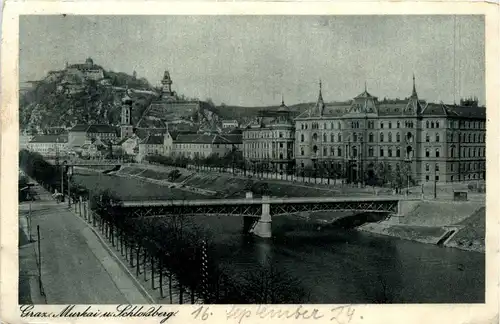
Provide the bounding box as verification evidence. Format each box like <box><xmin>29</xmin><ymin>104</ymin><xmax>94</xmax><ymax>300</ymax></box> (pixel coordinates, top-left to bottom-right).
<box><xmin>173</xmin><ymin>133</ymin><xmax>242</xmax><ymax>159</ymax></box>
<box><xmin>294</xmin><ymin>77</ymin><xmax>486</xmax><ymax>184</ymax></box>
<box><xmin>242</xmin><ymin>99</ymin><xmax>295</xmax><ymax>172</ymax></box>
<box><xmin>27</xmin><ymin>134</ymin><xmax>68</xmax><ymax>157</ymax></box>
<box><xmin>69</xmin><ymin>124</ymin><xmax>118</xmax><ymax>148</ymax></box>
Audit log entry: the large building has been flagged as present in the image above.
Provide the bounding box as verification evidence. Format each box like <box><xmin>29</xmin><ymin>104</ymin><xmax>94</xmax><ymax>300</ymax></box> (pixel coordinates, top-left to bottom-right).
<box><xmin>27</xmin><ymin>134</ymin><xmax>68</xmax><ymax>157</ymax></box>
<box><xmin>65</xmin><ymin>58</ymin><xmax>105</xmax><ymax>81</ymax></box>
<box><xmin>69</xmin><ymin>124</ymin><xmax>118</xmax><ymax>148</ymax></box>
<box><xmin>294</xmin><ymin>77</ymin><xmax>486</xmax><ymax>184</ymax></box>
<box><xmin>242</xmin><ymin>98</ymin><xmax>295</xmax><ymax>172</ymax></box>
<box><xmin>172</xmin><ymin>133</ymin><xmax>242</xmax><ymax>159</ymax></box>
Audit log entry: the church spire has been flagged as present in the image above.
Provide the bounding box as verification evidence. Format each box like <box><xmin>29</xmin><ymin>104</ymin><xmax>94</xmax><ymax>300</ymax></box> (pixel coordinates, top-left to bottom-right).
<box><xmin>411</xmin><ymin>73</ymin><xmax>418</xmax><ymax>97</ymax></box>
<box><xmin>364</xmin><ymin>81</ymin><xmax>367</xmax><ymax>93</ymax></box>
<box><xmin>316</xmin><ymin>79</ymin><xmax>325</xmax><ymax>116</ymax></box>
<box><xmin>281</xmin><ymin>94</ymin><xmax>284</xmax><ymax>105</ymax></box>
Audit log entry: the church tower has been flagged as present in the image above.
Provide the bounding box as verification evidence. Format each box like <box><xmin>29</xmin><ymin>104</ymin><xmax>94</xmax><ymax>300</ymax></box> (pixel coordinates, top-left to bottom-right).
<box><xmin>160</xmin><ymin>70</ymin><xmax>177</xmax><ymax>101</ymax></box>
<box><xmin>120</xmin><ymin>90</ymin><xmax>134</xmax><ymax>139</ymax></box>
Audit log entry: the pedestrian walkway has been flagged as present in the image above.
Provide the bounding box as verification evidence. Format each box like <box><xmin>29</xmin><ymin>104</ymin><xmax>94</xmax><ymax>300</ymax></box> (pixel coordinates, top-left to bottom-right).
<box><xmin>19</xmin><ymin>183</ymin><xmax>151</xmax><ymax>304</ymax></box>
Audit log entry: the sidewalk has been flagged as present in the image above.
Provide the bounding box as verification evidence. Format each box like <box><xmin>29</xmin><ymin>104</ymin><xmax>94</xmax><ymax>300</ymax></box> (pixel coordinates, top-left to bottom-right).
<box><xmin>18</xmin><ymin>183</ymin><xmax>151</xmax><ymax>304</ymax></box>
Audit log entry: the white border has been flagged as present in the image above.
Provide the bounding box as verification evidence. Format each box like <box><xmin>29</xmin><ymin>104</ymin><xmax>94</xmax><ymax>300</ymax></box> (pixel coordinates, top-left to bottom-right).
<box><xmin>2</xmin><ymin>2</ymin><xmax>499</xmax><ymax>324</ymax></box>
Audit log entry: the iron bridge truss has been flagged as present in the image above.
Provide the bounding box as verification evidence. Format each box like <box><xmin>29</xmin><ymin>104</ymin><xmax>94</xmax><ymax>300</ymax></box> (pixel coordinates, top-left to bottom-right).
<box><xmin>113</xmin><ymin>199</ymin><xmax>399</xmax><ymax>218</ymax></box>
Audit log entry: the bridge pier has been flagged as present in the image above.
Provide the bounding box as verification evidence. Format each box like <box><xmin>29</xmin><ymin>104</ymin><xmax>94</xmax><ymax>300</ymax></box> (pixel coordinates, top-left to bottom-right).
<box><xmin>250</xmin><ymin>196</ymin><xmax>272</xmax><ymax>239</ymax></box>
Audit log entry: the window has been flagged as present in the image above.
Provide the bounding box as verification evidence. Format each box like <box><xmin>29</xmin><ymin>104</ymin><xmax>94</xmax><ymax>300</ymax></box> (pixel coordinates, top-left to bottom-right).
<box><xmin>426</xmin><ymin>121</ymin><xmax>430</xmax><ymax>128</ymax></box>
<box><xmin>369</xmin><ymin>133</ymin><xmax>374</xmax><ymax>142</ymax></box>
<box><xmin>353</xmin><ymin>133</ymin><xmax>358</xmax><ymax>142</ymax></box>
<box><xmin>426</xmin><ymin>133</ymin><xmax>430</xmax><ymax>142</ymax></box>
<box><xmin>323</xmin><ymin>133</ymin><xmax>327</xmax><ymax>142</ymax></box>
<box><xmin>397</xmin><ymin>121</ymin><xmax>400</xmax><ymax>128</ymax></box>
<box><xmin>473</xmin><ymin>148</ymin><xmax>476</xmax><ymax>157</ymax></box>
<box><xmin>473</xmin><ymin>134</ymin><xmax>476</xmax><ymax>142</ymax></box>
<box><xmin>301</xmin><ymin>148</ymin><xmax>304</xmax><ymax>156</ymax></box>
<box><xmin>435</xmin><ymin>164</ymin><xmax>440</xmax><ymax>171</ymax></box>
<box><xmin>436</xmin><ymin>122</ymin><xmax>440</xmax><ymax>128</ymax></box>
<box><xmin>426</xmin><ymin>163</ymin><xmax>430</xmax><ymax>171</ymax></box>
<box><xmin>396</xmin><ymin>133</ymin><xmax>400</xmax><ymax>142</ymax></box>
<box><xmin>436</xmin><ymin>133</ymin><xmax>440</xmax><ymax>142</ymax></box>
<box><xmin>323</xmin><ymin>147</ymin><xmax>328</xmax><ymax>156</ymax></box>
<box><xmin>396</xmin><ymin>148</ymin><xmax>401</xmax><ymax>157</ymax></box>
<box><xmin>313</xmin><ymin>133</ymin><xmax>318</xmax><ymax>141</ymax></box>
<box><xmin>301</xmin><ymin>124</ymin><xmax>304</xmax><ymax>130</ymax></box>
<box><xmin>381</xmin><ymin>122</ymin><xmax>384</xmax><ymax>129</ymax></box>
<box><xmin>431</xmin><ymin>121</ymin><xmax>435</xmax><ymax>128</ymax></box>
<box><xmin>468</xmin><ymin>148</ymin><xmax>471</xmax><ymax>157</ymax></box>
<box><xmin>389</xmin><ymin>122</ymin><xmax>392</xmax><ymax>129</ymax></box>
<box><xmin>330</xmin><ymin>146</ymin><xmax>335</xmax><ymax>156</ymax></box>
<box><xmin>337</xmin><ymin>147</ymin><xmax>342</xmax><ymax>156</ymax></box>
<box><xmin>380</xmin><ymin>133</ymin><xmax>384</xmax><ymax>142</ymax></box>
<box><xmin>330</xmin><ymin>122</ymin><xmax>334</xmax><ymax>129</ymax></box>
<box><xmin>368</xmin><ymin>147</ymin><xmax>374</xmax><ymax>157</ymax></box>
<box><xmin>300</xmin><ymin>134</ymin><xmax>304</xmax><ymax>142</ymax></box>
<box><xmin>435</xmin><ymin>175</ymin><xmax>440</xmax><ymax>181</ymax></box>
<box><xmin>338</xmin><ymin>134</ymin><xmax>342</xmax><ymax>142</ymax></box>
<box><xmin>426</xmin><ymin>148</ymin><xmax>430</xmax><ymax>157</ymax></box>
<box><xmin>450</xmin><ymin>146</ymin><xmax>455</xmax><ymax>157</ymax></box>
<box><xmin>388</xmin><ymin>132</ymin><xmax>392</xmax><ymax>142</ymax></box>
<box><xmin>330</xmin><ymin>134</ymin><xmax>335</xmax><ymax>142</ymax></box>
<box><xmin>279</xmin><ymin>132</ymin><xmax>283</xmax><ymax>138</ymax></box>
<box><xmin>388</xmin><ymin>148</ymin><xmax>393</xmax><ymax>157</ymax></box>
<box><xmin>380</xmin><ymin>148</ymin><xmax>384</xmax><ymax>157</ymax></box>
<box><xmin>426</xmin><ymin>175</ymin><xmax>430</xmax><ymax>181</ymax></box>
<box><xmin>435</xmin><ymin>148</ymin><xmax>440</xmax><ymax>157</ymax></box>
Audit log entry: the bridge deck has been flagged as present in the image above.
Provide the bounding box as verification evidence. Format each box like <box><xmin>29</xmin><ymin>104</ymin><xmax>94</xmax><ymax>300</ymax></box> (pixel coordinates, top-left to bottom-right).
<box><xmin>120</xmin><ymin>196</ymin><xmax>418</xmax><ymax>207</ymax></box>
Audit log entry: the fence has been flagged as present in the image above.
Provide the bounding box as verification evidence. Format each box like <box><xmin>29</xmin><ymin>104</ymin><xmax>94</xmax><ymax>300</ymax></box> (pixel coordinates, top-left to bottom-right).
<box><xmin>71</xmin><ymin>194</ymin><xmax>233</xmax><ymax>304</ymax></box>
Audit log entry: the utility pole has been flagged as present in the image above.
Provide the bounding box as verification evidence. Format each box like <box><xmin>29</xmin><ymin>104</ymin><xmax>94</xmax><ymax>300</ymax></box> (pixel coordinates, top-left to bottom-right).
<box><xmin>68</xmin><ymin>166</ymin><xmax>72</xmax><ymax>208</ymax></box>
<box><xmin>60</xmin><ymin>162</ymin><xmax>65</xmax><ymax>202</ymax></box>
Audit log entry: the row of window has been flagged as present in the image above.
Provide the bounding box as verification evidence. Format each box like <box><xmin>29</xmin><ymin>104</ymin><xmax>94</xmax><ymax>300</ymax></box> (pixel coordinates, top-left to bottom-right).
<box><xmin>245</xmin><ymin>142</ymin><xmax>290</xmax><ymax>149</ymax></box>
<box><xmin>446</xmin><ymin>132</ymin><xmax>486</xmax><ymax>143</ymax></box>
<box><xmin>424</xmin><ymin>162</ymin><xmax>485</xmax><ymax>172</ymax></box>
<box><xmin>243</xmin><ymin>131</ymin><xmax>292</xmax><ymax>139</ymax></box>
<box><xmin>298</xmin><ymin>119</ymin><xmax>484</xmax><ymax>131</ymax></box>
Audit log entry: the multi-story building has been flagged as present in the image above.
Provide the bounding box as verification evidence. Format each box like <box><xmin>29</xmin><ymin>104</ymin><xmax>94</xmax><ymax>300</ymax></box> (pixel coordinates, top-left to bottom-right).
<box><xmin>294</xmin><ymin>77</ymin><xmax>486</xmax><ymax>183</ymax></box>
<box><xmin>69</xmin><ymin>124</ymin><xmax>118</xmax><ymax>147</ymax></box>
<box><xmin>173</xmin><ymin>133</ymin><xmax>242</xmax><ymax>159</ymax></box>
<box><xmin>242</xmin><ymin>99</ymin><xmax>295</xmax><ymax>172</ymax></box>
<box><xmin>27</xmin><ymin>134</ymin><xmax>68</xmax><ymax>157</ymax></box>
<box><xmin>65</xmin><ymin>58</ymin><xmax>104</xmax><ymax>81</ymax></box>
<box><xmin>222</xmin><ymin>119</ymin><xmax>239</xmax><ymax>129</ymax></box>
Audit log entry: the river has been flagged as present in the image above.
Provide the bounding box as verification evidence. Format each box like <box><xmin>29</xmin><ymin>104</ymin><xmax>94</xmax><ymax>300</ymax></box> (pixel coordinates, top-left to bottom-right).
<box><xmin>73</xmin><ymin>171</ymin><xmax>485</xmax><ymax>303</ymax></box>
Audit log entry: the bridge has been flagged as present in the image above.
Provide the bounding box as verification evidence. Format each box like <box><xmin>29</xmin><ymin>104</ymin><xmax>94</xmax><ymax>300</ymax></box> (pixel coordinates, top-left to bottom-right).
<box><xmin>111</xmin><ymin>196</ymin><xmax>420</xmax><ymax>238</ymax></box>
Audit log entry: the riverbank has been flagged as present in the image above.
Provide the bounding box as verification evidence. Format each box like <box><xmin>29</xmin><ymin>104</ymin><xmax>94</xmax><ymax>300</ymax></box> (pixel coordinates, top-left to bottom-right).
<box><xmin>358</xmin><ymin>205</ymin><xmax>485</xmax><ymax>253</ymax></box>
<box><xmin>74</xmin><ymin>163</ymin><xmax>486</xmax><ymax>253</ymax></box>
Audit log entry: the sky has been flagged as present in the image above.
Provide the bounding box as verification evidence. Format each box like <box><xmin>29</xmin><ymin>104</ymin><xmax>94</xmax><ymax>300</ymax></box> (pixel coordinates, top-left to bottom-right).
<box><xmin>19</xmin><ymin>15</ymin><xmax>485</xmax><ymax>106</ymax></box>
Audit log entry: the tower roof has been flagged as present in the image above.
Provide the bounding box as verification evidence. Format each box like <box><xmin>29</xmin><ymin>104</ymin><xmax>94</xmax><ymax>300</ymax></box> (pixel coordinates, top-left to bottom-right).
<box><xmin>277</xmin><ymin>95</ymin><xmax>289</xmax><ymax>112</ymax></box>
<box><xmin>314</xmin><ymin>80</ymin><xmax>326</xmax><ymax>116</ymax></box>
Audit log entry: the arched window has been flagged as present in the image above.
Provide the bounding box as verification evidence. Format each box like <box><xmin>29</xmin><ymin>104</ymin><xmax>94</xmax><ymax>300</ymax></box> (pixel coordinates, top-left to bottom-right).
<box><xmin>473</xmin><ymin>134</ymin><xmax>476</xmax><ymax>142</ymax></box>
<box><xmin>426</xmin><ymin>163</ymin><xmax>430</xmax><ymax>171</ymax></box>
<box><xmin>330</xmin><ymin>122</ymin><xmax>334</xmax><ymax>129</ymax></box>
<box><xmin>380</xmin><ymin>122</ymin><xmax>384</xmax><ymax>129</ymax></box>
<box><xmin>473</xmin><ymin>148</ymin><xmax>476</xmax><ymax>157</ymax></box>
<box><xmin>388</xmin><ymin>132</ymin><xmax>392</xmax><ymax>142</ymax></box>
<box><xmin>337</xmin><ymin>147</ymin><xmax>342</xmax><ymax>156</ymax></box>
<box><xmin>389</xmin><ymin>122</ymin><xmax>392</xmax><ymax>129</ymax></box>
<box><xmin>431</xmin><ymin>121</ymin><xmax>435</xmax><ymax>128</ymax></box>
<box><xmin>338</xmin><ymin>133</ymin><xmax>342</xmax><ymax>142</ymax></box>
<box><xmin>353</xmin><ymin>133</ymin><xmax>358</xmax><ymax>142</ymax></box>
<box><xmin>426</xmin><ymin>121</ymin><xmax>430</xmax><ymax>128</ymax></box>
<box><xmin>301</xmin><ymin>148</ymin><xmax>304</xmax><ymax>156</ymax></box>
<box><xmin>425</xmin><ymin>133</ymin><xmax>430</xmax><ymax>142</ymax></box>
<box><xmin>368</xmin><ymin>147</ymin><xmax>374</xmax><ymax>157</ymax></box>
<box><xmin>369</xmin><ymin>133</ymin><xmax>374</xmax><ymax>142</ymax></box>
<box><xmin>426</xmin><ymin>148</ymin><xmax>430</xmax><ymax>157</ymax></box>
<box><xmin>450</xmin><ymin>145</ymin><xmax>455</xmax><ymax>157</ymax></box>
<box><xmin>331</xmin><ymin>134</ymin><xmax>335</xmax><ymax>142</ymax></box>
<box><xmin>435</xmin><ymin>148</ymin><xmax>440</xmax><ymax>157</ymax></box>
<box><xmin>397</xmin><ymin>121</ymin><xmax>400</xmax><ymax>128</ymax></box>
<box><xmin>436</xmin><ymin>133</ymin><xmax>440</xmax><ymax>142</ymax></box>
<box><xmin>396</xmin><ymin>148</ymin><xmax>401</xmax><ymax>157</ymax></box>
<box><xmin>323</xmin><ymin>133</ymin><xmax>327</xmax><ymax>142</ymax></box>
<box><xmin>305</xmin><ymin>124</ymin><xmax>308</xmax><ymax>130</ymax></box>
<box><xmin>388</xmin><ymin>148</ymin><xmax>393</xmax><ymax>157</ymax></box>
<box><xmin>396</xmin><ymin>133</ymin><xmax>400</xmax><ymax>142</ymax></box>
<box><xmin>312</xmin><ymin>133</ymin><xmax>318</xmax><ymax>141</ymax></box>
<box><xmin>313</xmin><ymin>145</ymin><xmax>318</xmax><ymax>154</ymax></box>
<box><xmin>301</xmin><ymin>124</ymin><xmax>304</xmax><ymax>130</ymax></box>
<box><xmin>468</xmin><ymin>148</ymin><xmax>471</xmax><ymax>157</ymax></box>
<box><xmin>380</xmin><ymin>133</ymin><xmax>384</xmax><ymax>142</ymax></box>
<box><xmin>300</xmin><ymin>134</ymin><xmax>304</xmax><ymax>142</ymax></box>
<box><xmin>468</xmin><ymin>134</ymin><xmax>471</xmax><ymax>142</ymax></box>
<box><xmin>338</xmin><ymin>122</ymin><xmax>342</xmax><ymax>130</ymax></box>
<box><xmin>436</xmin><ymin>121</ymin><xmax>440</xmax><ymax>128</ymax></box>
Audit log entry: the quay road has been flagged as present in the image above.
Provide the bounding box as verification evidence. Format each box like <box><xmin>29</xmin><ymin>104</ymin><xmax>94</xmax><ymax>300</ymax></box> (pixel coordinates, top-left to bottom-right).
<box><xmin>18</xmin><ymin>182</ymin><xmax>151</xmax><ymax>304</ymax></box>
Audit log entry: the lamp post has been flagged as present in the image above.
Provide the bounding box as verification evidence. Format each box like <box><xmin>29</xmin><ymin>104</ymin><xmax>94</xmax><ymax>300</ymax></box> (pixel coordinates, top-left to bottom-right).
<box><xmin>68</xmin><ymin>166</ymin><xmax>73</xmax><ymax>209</ymax></box>
<box><xmin>434</xmin><ymin>161</ymin><xmax>437</xmax><ymax>199</ymax></box>
<box><xmin>61</xmin><ymin>160</ymin><xmax>66</xmax><ymax>202</ymax></box>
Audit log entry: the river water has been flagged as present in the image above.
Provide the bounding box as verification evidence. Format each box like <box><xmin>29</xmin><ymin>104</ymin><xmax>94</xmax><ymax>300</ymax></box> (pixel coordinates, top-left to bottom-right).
<box><xmin>73</xmin><ymin>172</ymin><xmax>485</xmax><ymax>303</ymax></box>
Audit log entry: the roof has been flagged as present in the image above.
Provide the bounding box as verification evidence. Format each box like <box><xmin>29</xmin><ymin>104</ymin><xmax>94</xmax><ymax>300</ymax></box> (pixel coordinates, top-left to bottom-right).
<box><xmin>214</xmin><ymin>134</ymin><xmax>242</xmax><ymax>144</ymax></box>
<box><xmin>134</xmin><ymin>128</ymin><xmax>169</xmax><ymax>140</ymax></box>
<box><xmin>175</xmin><ymin>134</ymin><xmax>215</xmax><ymax>144</ymax></box>
<box><xmin>142</xmin><ymin>135</ymin><xmax>164</xmax><ymax>145</ymax></box>
<box><xmin>70</xmin><ymin>124</ymin><xmax>117</xmax><ymax>133</ymax></box>
<box><xmin>136</xmin><ymin>101</ymin><xmax>202</xmax><ymax>128</ymax></box>
<box><xmin>29</xmin><ymin>134</ymin><xmax>68</xmax><ymax>143</ymax></box>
